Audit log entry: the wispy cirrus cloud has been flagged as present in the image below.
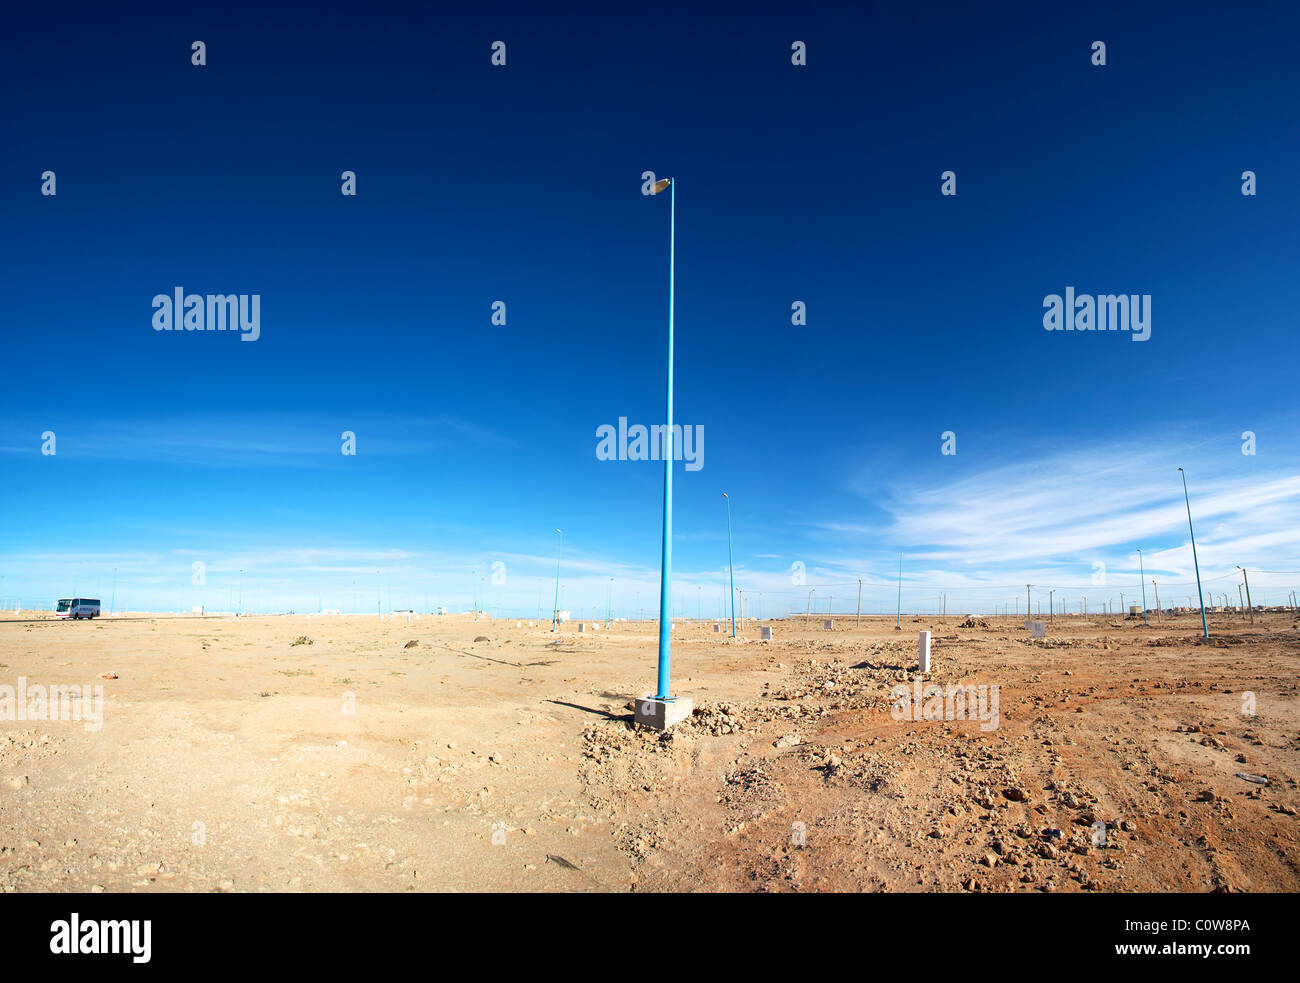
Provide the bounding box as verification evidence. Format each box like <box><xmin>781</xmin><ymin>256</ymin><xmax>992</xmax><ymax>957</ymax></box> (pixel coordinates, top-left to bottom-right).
<box><xmin>796</xmin><ymin>441</ymin><xmax>1300</xmax><ymax>597</ymax></box>
<box><xmin>0</xmin><ymin>413</ymin><xmax>518</xmax><ymax>466</ymax></box>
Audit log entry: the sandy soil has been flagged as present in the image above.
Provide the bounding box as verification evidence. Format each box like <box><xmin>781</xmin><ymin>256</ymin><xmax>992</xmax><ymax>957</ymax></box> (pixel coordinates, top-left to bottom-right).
<box><xmin>2</xmin><ymin>610</ymin><xmax>1297</xmax><ymax>892</ymax></box>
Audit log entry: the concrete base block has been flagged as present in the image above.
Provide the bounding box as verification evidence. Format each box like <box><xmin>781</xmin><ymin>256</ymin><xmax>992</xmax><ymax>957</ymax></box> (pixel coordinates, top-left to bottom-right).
<box><xmin>577</xmin><ymin>623</ymin><xmax>586</xmax><ymax>633</ymax></box>
<box><xmin>918</xmin><ymin>630</ymin><xmax>931</xmax><ymax>672</ymax></box>
<box><xmin>713</xmin><ymin>623</ymin><xmax>721</xmax><ymax>632</ymax></box>
<box><xmin>824</xmin><ymin>619</ymin><xmax>834</xmax><ymax>630</ymax></box>
<box><xmin>634</xmin><ymin>695</ymin><xmax>694</xmax><ymax>730</ymax></box>
<box><xmin>760</xmin><ymin>626</ymin><xmax>773</xmax><ymax>641</ymax></box>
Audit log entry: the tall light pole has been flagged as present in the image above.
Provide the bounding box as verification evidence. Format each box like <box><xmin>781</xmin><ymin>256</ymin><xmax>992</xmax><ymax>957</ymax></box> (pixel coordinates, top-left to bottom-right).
<box><xmin>1178</xmin><ymin>468</ymin><xmax>1209</xmax><ymax>639</ymax></box>
<box><xmin>1136</xmin><ymin>549</ymin><xmax>1147</xmax><ymax>625</ymax></box>
<box><xmin>723</xmin><ymin>492</ymin><xmax>736</xmax><ymax>638</ymax></box>
<box><xmin>649</xmin><ymin>174</ymin><xmax>678</xmax><ymax>701</ymax></box>
<box><xmin>1237</xmin><ymin>565</ymin><xmax>1254</xmax><ymax>626</ymax></box>
<box><xmin>551</xmin><ymin>529</ymin><xmax>563</xmax><ymax>631</ymax></box>
<box><xmin>895</xmin><ymin>553</ymin><xmax>903</xmax><ymax>630</ymax></box>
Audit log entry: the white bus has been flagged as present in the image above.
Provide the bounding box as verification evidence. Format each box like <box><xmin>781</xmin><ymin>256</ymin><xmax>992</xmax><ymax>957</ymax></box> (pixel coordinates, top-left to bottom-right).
<box><xmin>56</xmin><ymin>598</ymin><xmax>101</xmax><ymax>620</ymax></box>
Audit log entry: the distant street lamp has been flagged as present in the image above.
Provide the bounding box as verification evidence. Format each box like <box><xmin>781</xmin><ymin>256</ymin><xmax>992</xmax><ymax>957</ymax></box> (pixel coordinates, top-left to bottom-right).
<box><xmin>896</xmin><ymin>554</ymin><xmax>903</xmax><ymax>630</ymax></box>
<box><xmin>1237</xmin><ymin>565</ymin><xmax>1254</xmax><ymax>626</ymax></box>
<box><xmin>1136</xmin><ymin>549</ymin><xmax>1147</xmax><ymax>625</ymax></box>
<box><xmin>723</xmin><ymin>492</ymin><xmax>736</xmax><ymax>638</ymax></box>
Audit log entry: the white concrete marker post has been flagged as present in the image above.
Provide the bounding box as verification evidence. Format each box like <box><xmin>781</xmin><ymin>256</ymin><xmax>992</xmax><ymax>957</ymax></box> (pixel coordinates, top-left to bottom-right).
<box><xmin>760</xmin><ymin>626</ymin><xmax>773</xmax><ymax>642</ymax></box>
<box><xmin>917</xmin><ymin>630</ymin><xmax>931</xmax><ymax>672</ymax></box>
<box><xmin>824</xmin><ymin>619</ymin><xmax>834</xmax><ymax>630</ymax></box>
<box><xmin>1030</xmin><ymin>621</ymin><xmax>1046</xmax><ymax>639</ymax></box>
<box><xmin>635</xmin><ymin>693</ymin><xmax>694</xmax><ymax>729</ymax></box>
<box><xmin>578</xmin><ymin>623</ymin><xmax>585</xmax><ymax>633</ymax></box>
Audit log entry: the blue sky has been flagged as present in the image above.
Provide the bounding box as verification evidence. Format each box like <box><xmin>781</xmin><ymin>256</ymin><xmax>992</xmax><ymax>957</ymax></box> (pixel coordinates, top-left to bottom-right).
<box><xmin>2</xmin><ymin>1</ymin><xmax>1298</xmax><ymax>616</ymax></box>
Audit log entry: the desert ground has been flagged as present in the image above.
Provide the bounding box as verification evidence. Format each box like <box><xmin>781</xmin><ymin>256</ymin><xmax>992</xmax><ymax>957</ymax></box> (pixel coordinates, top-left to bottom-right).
<box><xmin>2</xmin><ymin>609</ymin><xmax>1298</xmax><ymax>893</ymax></box>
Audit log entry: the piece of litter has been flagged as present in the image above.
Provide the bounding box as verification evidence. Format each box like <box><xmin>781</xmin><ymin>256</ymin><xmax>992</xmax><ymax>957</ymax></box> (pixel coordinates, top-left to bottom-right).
<box><xmin>1235</xmin><ymin>772</ymin><xmax>1268</xmax><ymax>785</ymax></box>
<box><xmin>546</xmin><ymin>854</ymin><xmax>580</xmax><ymax>870</ymax></box>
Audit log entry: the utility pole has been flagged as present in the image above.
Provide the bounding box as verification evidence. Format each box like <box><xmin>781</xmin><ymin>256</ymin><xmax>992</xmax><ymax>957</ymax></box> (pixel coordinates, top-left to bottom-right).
<box><xmin>1026</xmin><ymin>585</ymin><xmax>1031</xmax><ymax>623</ymax></box>
<box><xmin>1152</xmin><ymin>580</ymin><xmax>1160</xmax><ymax>622</ymax></box>
<box><xmin>1238</xmin><ymin>566</ymin><xmax>1254</xmax><ymax>626</ymax></box>
<box><xmin>1049</xmin><ymin>589</ymin><xmax>1054</xmax><ymax>623</ymax></box>
<box><xmin>807</xmin><ymin>589</ymin><xmax>814</xmax><ymax>618</ymax></box>
<box><xmin>1238</xmin><ymin>584</ymin><xmax>1244</xmax><ymax>618</ymax></box>
<box><xmin>856</xmin><ymin>579</ymin><xmax>862</xmax><ymax>627</ymax></box>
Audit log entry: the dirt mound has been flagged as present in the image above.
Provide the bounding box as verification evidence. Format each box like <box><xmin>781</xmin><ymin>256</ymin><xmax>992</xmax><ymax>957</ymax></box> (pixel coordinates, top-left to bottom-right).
<box><xmin>958</xmin><ymin>616</ymin><xmax>990</xmax><ymax>629</ymax></box>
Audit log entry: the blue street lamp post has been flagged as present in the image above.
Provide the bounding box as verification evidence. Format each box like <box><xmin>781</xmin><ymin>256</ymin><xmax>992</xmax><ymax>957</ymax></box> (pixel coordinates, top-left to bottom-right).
<box><xmin>651</xmin><ymin>176</ymin><xmax>676</xmax><ymax>700</ymax></box>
